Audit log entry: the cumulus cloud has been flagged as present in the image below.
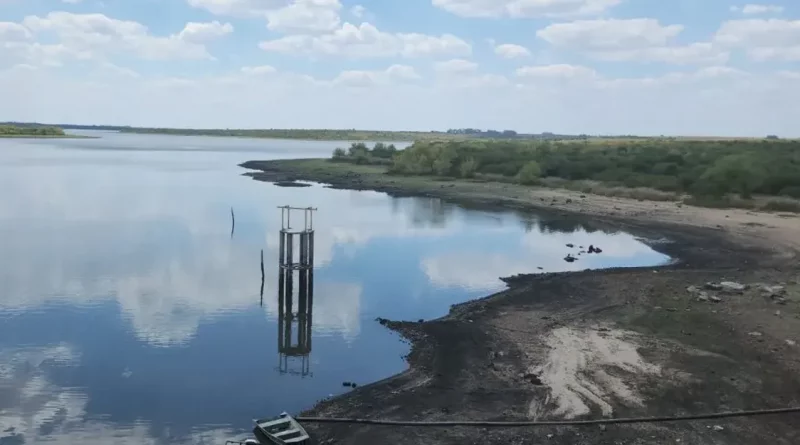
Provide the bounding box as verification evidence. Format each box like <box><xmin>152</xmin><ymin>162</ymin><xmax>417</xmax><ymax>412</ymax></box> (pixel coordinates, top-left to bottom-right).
<box><xmin>516</xmin><ymin>63</ymin><xmax>597</xmax><ymax>80</ymax></box>
<box><xmin>259</xmin><ymin>22</ymin><xmax>472</xmax><ymax>58</ymax></box>
<box><xmin>4</xmin><ymin>12</ymin><xmax>233</xmax><ymax>66</ymax></box>
<box><xmin>331</xmin><ymin>64</ymin><xmax>421</xmax><ymax>87</ymax></box>
<box><xmin>2</xmin><ymin>61</ymin><xmax>798</xmax><ymax>136</ymax></box>
<box><xmin>266</xmin><ymin>0</ymin><xmax>342</xmax><ymax>34</ymax></box>
<box><xmin>432</xmin><ymin>0</ymin><xmax>621</xmax><ymax>18</ymax></box>
<box><xmin>177</xmin><ymin>20</ymin><xmax>234</xmax><ymax>43</ymax></box>
<box><xmin>494</xmin><ymin>43</ymin><xmax>531</xmax><ymax>58</ymax></box>
<box><xmin>715</xmin><ymin>19</ymin><xmax>800</xmax><ymax>61</ymax></box>
<box><xmin>537</xmin><ymin>18</ymin><xmax>728</xmax><ymax>64</ymax></box>
<box><xmin>730</xmin><ymin>4</ymin><xmax>784</xmax><ymax>15</ymax></box>
<box><xmin>434</xmin><ymin>58</ymin><xmax>478</xmax><ymax>73</ymax></box>
<box><xmin>241</xmin><ymin>64</ymin><xmax>277</xmax><ymax>75</ymax></box>
<box><xmin>0</xmin><ymin>21</ymin><xmax>32</xmax><ymax>40</ymax></box>
<box><xmin>350</xmin><ymin>4</ymin><xmax>366</xmax><ymax>18</ymax></box>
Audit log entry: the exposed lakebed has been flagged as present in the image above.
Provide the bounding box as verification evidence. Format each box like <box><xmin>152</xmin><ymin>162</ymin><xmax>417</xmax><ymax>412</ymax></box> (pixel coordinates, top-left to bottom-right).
<box><xmin>0</xmin><ymin>132</ymin><xmax>669</xmax><ymax>444</ymax></box>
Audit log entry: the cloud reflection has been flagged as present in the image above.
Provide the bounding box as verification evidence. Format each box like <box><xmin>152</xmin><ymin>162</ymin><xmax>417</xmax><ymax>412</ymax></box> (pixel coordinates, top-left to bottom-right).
<box><xmin>0</xmin><ymin>344</ymin><xmax>237</xmax><ymax>445</ymax></box>
<box><xmin>422</xmin><ymin>223</ymin><xmax>669</xmax><ymax>291</ymax></box>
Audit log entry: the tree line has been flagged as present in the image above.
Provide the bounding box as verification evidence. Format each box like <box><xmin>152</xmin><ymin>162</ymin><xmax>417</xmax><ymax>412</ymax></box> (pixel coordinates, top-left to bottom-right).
<box><xmin>331</xmin><ymin>139</ymin><xmax>800</xmax><ymax>199</ymax></box>
<box><xmin>0</xmin><ymin>125</ymin><xmax>65</xmax><ymax>137</ymax></box>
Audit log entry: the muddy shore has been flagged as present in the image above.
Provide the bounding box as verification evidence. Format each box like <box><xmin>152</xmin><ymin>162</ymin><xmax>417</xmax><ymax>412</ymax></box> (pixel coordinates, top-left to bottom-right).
<box><xmin>242</xmin><ymin>159</ymin><xmax>800</xmax><ymax>445</ymax></box>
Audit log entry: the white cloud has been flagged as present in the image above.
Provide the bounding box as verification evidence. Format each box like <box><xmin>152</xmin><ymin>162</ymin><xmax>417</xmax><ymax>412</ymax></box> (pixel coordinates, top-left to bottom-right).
<box><xmin>435</xmin><ymin>58</ymin><xmax>478</xmax><ymax>73</ymax></box>
<box><xmin>266</xmin><ymin>0</ymin><xmax>342</xmax><ymax>34</ymax></box>
<box><xmin>0</xmin><ymin>21</ymin><xmax>32</xmax><ymax>40</ymax></box>
<box><xmin>432</xmin><ymin>59</ymin><xmax>506</xmax><ymax>89</ymax></box>
<box><xmin>590</xmin><ymin>43</ymin><xmax>729</xmax><ymax>64</ymax></box>
<box><xmin>538</xmin><ymin>19</ymin><xmax>683</xmax><ymax>50</ymax></box>
<box><xmin>715</xmin><ymin>19</ymin><xmax>800</xmax><ymax>61</ymax></box>
<box><xmin>731</xmin><ymin>4</ymin><xmax>784</xmax><ymax>15</ymax></box>
<box><xmin>494</xmin><ymin>43</ymin><xmax>531</xmax><ymax>58</ymax></box>
<box><xmin>332</xmin><ymin>64</ymin><xmax>421</xmax><ymax>87</ymax></box>
<box><xmin>538</xmin><ymin>18</ymin><xmax>728</xmax><ymax>64</ymax></box>
<box><xmin>432</xmin><ymin>0</ymin><xmax>621</xmax><ymax>18</ymax></box>
<box><xmin>241</xmin><ymin>64</ymin><xmax>277</xmax><ymax>75</ymax></box>
<box><xmin>386</xmin><ymin>63</ymin><xmax>422</xmax><ymax>79</ymax></box>
<box><xmin>516</xmin><ymin>63</ymin><xmax>597</xmax><ymax>79</ymax></box>
<box><xmin>177</xmin><ymin>20</ymin><xmax>234</xmax><ymax>42</ymax></box>
<box><xmin>350</xmin><ymin>4</ymin><xmax>366</xmax><ymax>18</ymax></box>
<box><xmin>1</xmin><ymin>60</ymin><xmax>799</xmax><ymax>136</ymax></box>
<box><xmin>13</xmin><ymin>12</ymin><xmax>233</xmax><ymax>64</ymax></box>
<box><xmin>259</xmin><ymin>22</ymin><xmax>471</xmax><ymax>58</ymax></box>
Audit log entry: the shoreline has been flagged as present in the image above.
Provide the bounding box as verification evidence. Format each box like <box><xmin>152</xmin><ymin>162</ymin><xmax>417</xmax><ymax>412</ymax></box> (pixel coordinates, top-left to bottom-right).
<box><xmin>242</xmin><ymin>158</ymin><xmax>800</xmax><ymax>445</ymax></box>
<box><xmin>0</xmin><ymin>134</ymin><xmax>95</xmax><ymax>139</ymax></box>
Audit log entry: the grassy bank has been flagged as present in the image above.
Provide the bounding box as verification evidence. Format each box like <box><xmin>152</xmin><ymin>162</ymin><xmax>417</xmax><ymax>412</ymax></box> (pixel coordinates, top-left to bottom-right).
<box><xmin>326</xmin><ymin>138</ymin><xmax>800</xmax><ymax>212</ymax></box>
<box><xmin>243</xmin><ymin>157</ymin><xmax>800</xmax><ymax>214</ymax></box>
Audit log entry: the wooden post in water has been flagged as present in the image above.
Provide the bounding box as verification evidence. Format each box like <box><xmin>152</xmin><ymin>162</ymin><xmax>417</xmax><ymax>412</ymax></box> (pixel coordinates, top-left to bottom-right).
<box><xmin>230</xmin><ymin>207</ymin><xmax>235</xmax><ymax>238</ymax></box>
<box><xmin>260</xmin><ymin>249</ymin><xmax>265</xmax><ymax>304</ymax></box>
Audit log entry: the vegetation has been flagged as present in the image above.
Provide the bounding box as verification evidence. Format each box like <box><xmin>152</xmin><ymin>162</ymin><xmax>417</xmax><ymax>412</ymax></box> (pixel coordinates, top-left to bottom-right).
<box><xmin>331</xmin><ymin>142</ymin><xmax>400</xmax><ymax>165</ymax></box>
<box><xmin>331</xmin><ymin>138</ymin><xmax>800</xmax><ymax>202</ymax></box>
<box><xmin>0</xmin><ymin>125</ymin><xmax>66</xmax><ymax>137</ymax></box>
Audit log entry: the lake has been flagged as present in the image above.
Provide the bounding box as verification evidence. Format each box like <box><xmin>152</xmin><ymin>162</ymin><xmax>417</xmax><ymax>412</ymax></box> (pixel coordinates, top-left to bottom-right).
<box><xmin>0</xmin><ymin>132</ymin><xmax>670</xmax><ymax>444</ymax></box>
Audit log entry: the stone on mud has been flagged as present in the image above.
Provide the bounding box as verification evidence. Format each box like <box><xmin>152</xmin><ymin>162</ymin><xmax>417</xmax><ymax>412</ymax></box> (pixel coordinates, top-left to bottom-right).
<box><xmin>720</xmin><ymin>281</ymin><xmax>746</xmax><ymax>293</ymax></box>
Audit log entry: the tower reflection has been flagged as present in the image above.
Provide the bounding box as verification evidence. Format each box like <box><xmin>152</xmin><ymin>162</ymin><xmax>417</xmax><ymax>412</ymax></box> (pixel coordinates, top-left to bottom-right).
<box><xmin>276</xmin><ymin>206</ymin><xmax>316</xmax><ymax>378</ymax></box>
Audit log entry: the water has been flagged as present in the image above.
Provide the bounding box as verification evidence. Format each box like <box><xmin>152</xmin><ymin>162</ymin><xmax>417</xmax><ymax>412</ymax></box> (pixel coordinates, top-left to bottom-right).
<box><xmin>0</xmin><ymin>132</ymin><xmax>670</xmax><ymax>444</ymax></box>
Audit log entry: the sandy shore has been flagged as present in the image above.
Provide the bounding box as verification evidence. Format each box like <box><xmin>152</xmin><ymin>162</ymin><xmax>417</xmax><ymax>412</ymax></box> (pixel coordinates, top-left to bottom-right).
<box><xmin>242</xmin><ymin>159</ymin><xmax>800</xmax><ymax>445</ymax></box>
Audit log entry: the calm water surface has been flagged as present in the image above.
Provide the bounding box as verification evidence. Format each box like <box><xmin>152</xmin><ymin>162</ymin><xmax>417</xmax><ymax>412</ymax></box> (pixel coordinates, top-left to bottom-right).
<box><xmin>0</xmin><ymin>132</ymin><xmax>669</xmax><ymax>444</ymax></box>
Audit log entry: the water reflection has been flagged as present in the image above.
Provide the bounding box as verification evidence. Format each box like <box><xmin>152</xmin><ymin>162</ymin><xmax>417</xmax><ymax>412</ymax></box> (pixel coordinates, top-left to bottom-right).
<box><xmin>275</xmin><ymin>207</ymin><xmax>316</xmax><ymax>378</ymax></box>
<box><xmin>0</xmin><ymin>133</ymin><xmax>670</xmax><ymax>445</ymax></box>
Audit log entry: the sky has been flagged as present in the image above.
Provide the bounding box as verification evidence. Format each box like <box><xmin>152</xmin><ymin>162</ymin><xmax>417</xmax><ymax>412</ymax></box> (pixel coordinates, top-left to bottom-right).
<box><xmin>1</xmin><ymin>0</ymin><xmax>799</xmax><ymax>136</ymax></box>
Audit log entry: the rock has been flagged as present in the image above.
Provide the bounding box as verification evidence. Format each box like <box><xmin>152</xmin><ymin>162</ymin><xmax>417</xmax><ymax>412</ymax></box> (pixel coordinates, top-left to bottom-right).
<box><xmin>566</xmin><ymin>244</ymin><xmax>575</xmax><ymax>248</ymax></box>
<box><xmin>748</xmin><ymin>331</ymin><xmax>763</xmax><ymax>337</ymax></box>
<box><xmin>705</xmin><ymin>282</ymin><xmax>723</xmax><ymax>291</ymax></box>
<box><xmin>712</xmin><ymin>425</ymin><xmax>724</xmax><ymax>432</ymax></box>
<box><xmin>762</xmin><ymin>285</ymin><xmax>786</xmax><ymax>297</ymax></box>
<box><xmin>697</xmin><ymin>293</ymin><xmax>710</xmax><ymax>302</ymax></box>
<box><xmin>720</xmin><ymin>281</ymin><xmax>746</xmax><ymax>293</ymax></box>
<box><xmin>775</xmin><ymin>311</ymin><xmax>782</xmax><ymax>317</ymax></box>
<box><xmin>523</xmin><ymin>373</ymin><xmax>544</xmax><ymax>385</ymax></box>
<box><xmin>566</xmin><ymin>199</ymin><xmax>573</xmax><ymax>204</ymax></box>
<box><xmin>787</xmin><ymin>340</ymin><xmax>797</xmax><ymax>347</ymax></box>
<box><xmin>710</xmin><ymin>296</ymin><xmax>722</xmax><ymax>303</ymax></box>
<box><xmin>687</xmin><ymin>285</ymin><xmax>700</xmax><ymax>294</ymax></box>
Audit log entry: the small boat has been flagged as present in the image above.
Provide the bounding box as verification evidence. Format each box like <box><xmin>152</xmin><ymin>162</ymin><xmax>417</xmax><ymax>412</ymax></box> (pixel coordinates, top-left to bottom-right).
<box><xmin>252</xmin><ymin>412</ymin><xmax>310</xmax><ymax>445</ymax></box>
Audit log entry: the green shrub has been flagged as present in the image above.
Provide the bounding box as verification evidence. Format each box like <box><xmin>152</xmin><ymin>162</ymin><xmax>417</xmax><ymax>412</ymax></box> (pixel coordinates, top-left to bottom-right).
<box><xmin>517</xmin><ymin>161</ymin><xmax>542</xmax><ymax>185</ymax></box>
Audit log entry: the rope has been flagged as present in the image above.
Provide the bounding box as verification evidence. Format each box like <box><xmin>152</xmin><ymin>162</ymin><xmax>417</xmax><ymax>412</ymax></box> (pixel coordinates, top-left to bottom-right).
<box><xmin>297</xmin><ymin>406</ymin><xmax>800</xmax><ymax>427</ymax></box>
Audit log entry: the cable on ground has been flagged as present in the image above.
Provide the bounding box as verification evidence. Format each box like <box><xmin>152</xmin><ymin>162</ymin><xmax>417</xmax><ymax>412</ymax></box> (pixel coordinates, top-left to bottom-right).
<box><xmin>296</xmin><ymin>406</ymin><xmax>800</xmax><ymax>427</ymax></box>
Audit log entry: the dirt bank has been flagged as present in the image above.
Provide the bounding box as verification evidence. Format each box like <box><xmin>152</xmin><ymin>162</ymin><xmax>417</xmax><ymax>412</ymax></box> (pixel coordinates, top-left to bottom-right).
<box><xmin>242</xmin><ymin>159</ymin><xmax>800</xmax><ymax>445</ymax></box>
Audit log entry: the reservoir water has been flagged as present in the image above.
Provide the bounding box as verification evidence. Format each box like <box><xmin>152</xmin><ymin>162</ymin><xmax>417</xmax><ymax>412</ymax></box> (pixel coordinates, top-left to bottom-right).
<box><xmin>0</xmin><ymin>132</ymin><xmax>669</xmax><ymax>444</ymax></box>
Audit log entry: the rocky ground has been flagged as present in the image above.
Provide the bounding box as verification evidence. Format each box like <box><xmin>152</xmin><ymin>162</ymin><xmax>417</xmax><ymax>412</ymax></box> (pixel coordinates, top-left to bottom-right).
<box><xmin>242</xmin><ymin>159</ymin><xmax>800</xmax><ymax>445</ymax></box>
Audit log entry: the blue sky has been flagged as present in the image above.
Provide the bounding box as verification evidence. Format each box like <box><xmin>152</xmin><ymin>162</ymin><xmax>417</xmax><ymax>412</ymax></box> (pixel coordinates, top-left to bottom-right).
<box><xmin>1</xmin><ymin>0</ymin><xmax>799</xmax><ymax>135</ymax></box>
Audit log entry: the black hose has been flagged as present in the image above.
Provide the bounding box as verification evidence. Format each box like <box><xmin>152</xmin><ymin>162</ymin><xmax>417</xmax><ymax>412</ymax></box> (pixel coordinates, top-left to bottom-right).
<box><xmin>296</xmin><ymin>406</ymin><xmax>800</xmax><ymax>427</ymax></box>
